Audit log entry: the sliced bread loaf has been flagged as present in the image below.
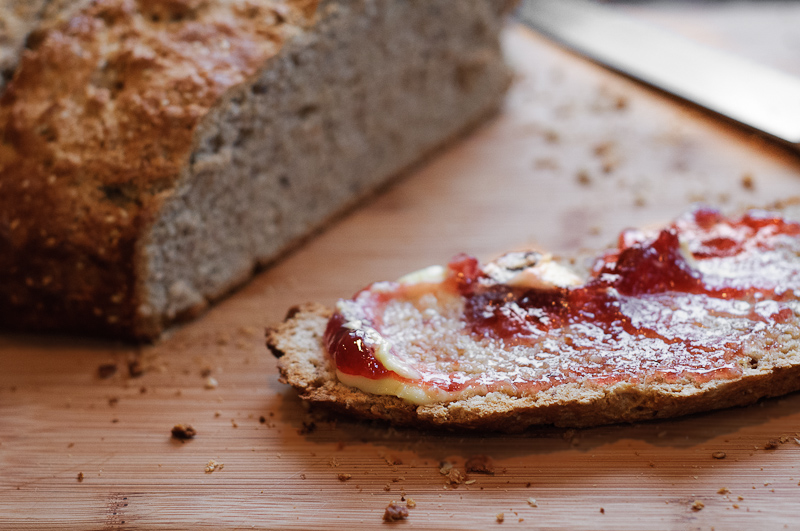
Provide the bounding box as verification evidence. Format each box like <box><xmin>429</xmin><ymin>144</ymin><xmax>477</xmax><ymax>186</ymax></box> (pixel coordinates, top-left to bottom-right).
<box><xmin>0</xmin><ymin>0</ymin><xmax>515</xmax><ymax>339</ymax></box>
<box><xmin>268</xmin><ymin>202</ymin><xmax>800</xmax><ymax>431</ymax></box>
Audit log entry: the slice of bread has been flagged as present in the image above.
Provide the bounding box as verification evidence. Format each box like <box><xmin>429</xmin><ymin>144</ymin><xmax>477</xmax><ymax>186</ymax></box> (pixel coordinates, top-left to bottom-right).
<box><xmin>268</xmin><ymin>202</ymin><xmax>800</xmax><ymax>431</ymax></box>
<box><xmin>0</xmin><ymin>0</ymin><xmax>514</xmax><ymax>339</ymax></box>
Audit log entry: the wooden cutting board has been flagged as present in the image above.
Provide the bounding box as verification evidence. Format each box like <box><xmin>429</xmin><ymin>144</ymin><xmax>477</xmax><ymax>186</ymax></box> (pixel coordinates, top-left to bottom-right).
<box><xmin>4</xmin><ymin>23</ymin><xmax>800</xmax><ymax>530</ymax></box>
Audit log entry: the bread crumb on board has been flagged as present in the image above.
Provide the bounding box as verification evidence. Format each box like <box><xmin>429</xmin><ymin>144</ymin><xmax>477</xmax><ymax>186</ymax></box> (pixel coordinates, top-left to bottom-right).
<box><xmin>128</xmin><ymin>359</ymin><xmax>144</xmax><ymax>378</ymax></box>
<box><xmin>690</xmin><ymin>500</ymin><xmax>704</xmax><ymax>511</ymax></box>
<box><xmin>171</xmin><ymin>424</ymin><xmax>197</xmax><ymax>440</ymax></box>
<box><xmin>465</xmin><ymin>455</ymin><xmax>495</xmax><ymax>475</ymax></box>
<box><xmin>382</xmin><ymin>501</ymin><xmax>409</xmax><ymax>522</ymax></box>
<box><xmin>406</xmin><ymin>498</ymin><xmax>416</xmax><ymax>509</ymax></box>
<box><xmin>97</xmin><ymin>363</ymin><xmax>117</xmax><ymax>379</ymax></box>
<box><xmin>496</xmin><ymin>513</ymin><xmax>505</xmax><ymax>523</ymax></box>
<box><xmin>712</xmin><ymin>451</ymin><xmax>726</xmax><ymax>459</ymax></box>
<box><xmin>204</xmin><ymin>460</ymin><xmax>224</xmax><ymax>473</ymax></box>
<box><xmin>77</xmin><ymin>472</ymin><xmax>84</xmax><ymax>482</ymax></box>
<box><xmin>439</xmin><ymin>462</ymin><xmax>466</xmax><ymax>486</ymax></box>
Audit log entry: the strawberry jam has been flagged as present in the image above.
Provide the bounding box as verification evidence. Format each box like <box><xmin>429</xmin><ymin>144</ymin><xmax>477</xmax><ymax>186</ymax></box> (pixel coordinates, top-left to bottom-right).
<box><xmin>325</xmin><ymin>312</ymin><xmax>391</xmax><ymax>378</ymax></box>
<box><xmin>324</xmin><ymin>207</ymin><xmax>800</xmax><ymax>399</ymax></box>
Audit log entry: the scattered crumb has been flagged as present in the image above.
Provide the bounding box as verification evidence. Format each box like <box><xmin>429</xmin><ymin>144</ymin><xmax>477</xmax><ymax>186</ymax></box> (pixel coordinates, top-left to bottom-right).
<box><xmin>97</xmin><ymin>364</ymin><xmax>117</xmax><ymax>379</ymax></box>
<box><xmin>496</xmin><ymin>513</ymin><xmax>504</xmax><ymax>523</ymax></box>
<box><xmin>338</xmin><ymin>473</ymin><xmax>352</xmax><ymax>481</ymax></box>
<box><xmin>383</xmin><ymin>484</ymin><xmax>391</xmax><ymax>492</ymax></box>
<box><xmin>204</xmin><ymin>377</ymin><xmax>218</xmax><ymax>389</ymax></box>
<box><xmin>764</xmin><ymin>439</ymin><xmax>780</xmax><ymax>450</ymax></box>
<box><xmin>127</xmin><ymin>359</ymin><xmax>144</xmax><ymax>378</ymax></box>
<box><xmin>230</xmin><ymin>419</ymin><xmax>238</xmax><ymax>428</ymax></box>
<box><xmin>712</xmin><ymin>451</ymin><xmax>727</xmax><ymax>460</ymax></box>
<box><xmin>383</xmin><ymin>502</ymin><xmax>409</xmax><ymax>522</ymax></box>
<box><xmin>298</xmin><ymin>421</ymin><xmax>317</xmax><ymax>435</ymax></box>
<box><xmin>406</xmin><ymin>498</ymin><xmax>416</xmax><ymax>509</ymax></box>
<box><xmin>718</xmin><ymin>487</ymin><xmax>730</xmax><ymax>495</ymax></box>
<box><xmin>733</xmin><ymin>503</ymin><xmax>740</xmax><ymax>509</ymax></box>
<box><xmin>237</xmin><ymin>326</ymin><xmax>257</xmax><ymax>338</ymax></box>
<box><xmin>200</xmin><ymin>367</ymin><xmax>212</xmax><ymax>378</ymax></box>
<box><xmin>741</xmin><ymin>173</ymin><xmax>755</xmax><ymax>190</ymax></box>
<box><xmin>259</xmin><ymin>416</ymin><xmax>266</xmax><ymax>424</ymax></box>
<box><xmin>77</xmin><ymin>472</ymin><xmax>84</xmax><ymax>482</ymax></box>
<box><xmin>593</xmin><ymin>141</ymin><xmax>613</xmax><ymax>157</ymax></box>
<box><xmin>329</xmin><ymin>458</ymin><xmax>340</xmax><ymax>468</ymax></box>
<box><xmin>600</xmin><ymin>508</ymin><xmax>605</xmax><ymax>514</ymax></box>
<box><xmin>576</xmin><ymin>169</ymin><xmax>592</xmax><ymax>186</ymax></box>
<box><xmin>691</xmin><ymin>500</ymin><xmax>704</xmax><ymax>511</ymax></box>
<box><xmin>171</xmin><ymin>424</ymin><xmax>197</xmax><ymax>440</ymax></box>
<box><xmin>533</xmin><ymin>157</ymin><xmax>559</xmax><ymax>170</ymax></box>
<box><xmin>108</xmin><ymin>397</ymin><xmax>119</xmax><ymax>407</ymax></box>
<box><xmin>527</xmin><ymin>498</ymin><xmax>537</xmax><ymax>508</ymax></box>
<box><xmin>204</xmin><ymin>460</ymin><xmax>223</xmax><ymax>473</ymax></box>
<box><xmin>738</xmin><ymin>496</ymin><xmax>744</xmax><ymax>501</ymax></box>
<box><xmin>543</xmin><ymin>129</ymin><xmax>560</xmax><ymax>144</ymax></box>
<box><xmin>465</xmin><ymin>455</ymin><xmax>495</xmax><ymax>475</ymax></box>
<box><xmin>440</xmin><ymin>462</ymin><xmax>465</xmax><ymax>486</ymax></box>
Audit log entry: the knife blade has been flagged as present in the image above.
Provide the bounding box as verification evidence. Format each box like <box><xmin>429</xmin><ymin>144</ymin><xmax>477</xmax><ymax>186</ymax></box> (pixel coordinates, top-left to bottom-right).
<box><xmin>518</xmin><ymin>0</ymin><xmax>800</xmax><ymax>148</ymax></box>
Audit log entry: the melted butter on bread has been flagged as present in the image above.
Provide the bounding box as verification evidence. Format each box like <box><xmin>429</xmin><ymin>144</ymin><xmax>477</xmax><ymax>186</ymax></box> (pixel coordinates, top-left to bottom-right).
<box><xmin>333</xmin><ymin>253</ymin><xmax>582</xmax><ymax>403</ymax></box>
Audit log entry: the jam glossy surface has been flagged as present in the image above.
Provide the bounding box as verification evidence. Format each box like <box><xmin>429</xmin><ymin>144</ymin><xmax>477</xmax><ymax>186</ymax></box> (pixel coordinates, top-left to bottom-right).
<box><xmin>325</xmin><ymin>312</ymin><xmax>391</xmax><ymax>379</ymax></box>
<box><xmin>324</xmin><ymin>207</ymin><xmax>800</xmax><ymax>397</ymax></box>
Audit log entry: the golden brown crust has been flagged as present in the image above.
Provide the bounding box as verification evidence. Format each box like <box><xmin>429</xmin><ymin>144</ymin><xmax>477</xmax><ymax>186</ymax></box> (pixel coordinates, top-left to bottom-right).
<box><xmin>268</xmin><ymin>301</ymin><xmax>800</xmax><ymax>431</ymax></box>
<box><xmin>0</xmin><ymin>0</ymin><xmax>315</xmax><ymax>337</ymax></box>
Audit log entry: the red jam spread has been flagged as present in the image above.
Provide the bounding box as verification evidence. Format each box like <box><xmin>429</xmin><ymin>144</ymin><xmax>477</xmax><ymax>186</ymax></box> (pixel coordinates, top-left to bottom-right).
<box><xmin>325</xmin><ymin>207</ymin><xmax>800</xmax><ymax>400</ymax></box>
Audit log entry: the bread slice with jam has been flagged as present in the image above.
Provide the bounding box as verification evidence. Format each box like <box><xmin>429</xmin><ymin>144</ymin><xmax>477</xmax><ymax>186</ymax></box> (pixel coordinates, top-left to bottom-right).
<box><xmin>268</xmin><ymin>201</ymin><xmax>800</xmax><ymax>430</ymax></box>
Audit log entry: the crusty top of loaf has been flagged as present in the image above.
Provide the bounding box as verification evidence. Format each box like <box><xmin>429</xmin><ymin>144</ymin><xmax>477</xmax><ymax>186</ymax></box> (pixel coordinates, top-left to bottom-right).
<box><xmin>0</xmin><ymin>0</ymin><xmax>318</xmax><ymax>334</ymax></box>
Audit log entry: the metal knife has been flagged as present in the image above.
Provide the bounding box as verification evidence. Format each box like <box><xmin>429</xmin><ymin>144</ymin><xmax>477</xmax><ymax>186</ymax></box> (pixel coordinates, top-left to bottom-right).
<box><xmin>518</xmin><ymin>0</ymin><xmax>800</xmax><ymax>148</ymax></box>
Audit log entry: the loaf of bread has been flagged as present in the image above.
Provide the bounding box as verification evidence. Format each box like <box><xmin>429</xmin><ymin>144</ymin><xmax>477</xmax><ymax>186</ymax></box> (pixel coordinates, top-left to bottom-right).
<box><xmin>268</xmin><ymin>202</ymin><xmax>800</xmax><ymax>431</ymax></box>
<box><xmin>0</xmin><ymin>0</ymin><xmax>515</xmax><ymax>339</ymax></box>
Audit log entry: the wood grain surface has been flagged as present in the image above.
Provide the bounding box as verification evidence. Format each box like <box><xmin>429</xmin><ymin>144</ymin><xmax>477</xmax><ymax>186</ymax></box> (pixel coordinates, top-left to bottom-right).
<box><xmin>4</xmin><ymin>22</ymin><xmax>800</xmax><ymax>530</ymax></box>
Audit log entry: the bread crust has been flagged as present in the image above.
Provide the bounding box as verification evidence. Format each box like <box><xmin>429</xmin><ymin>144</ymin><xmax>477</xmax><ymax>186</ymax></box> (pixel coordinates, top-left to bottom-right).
<box><xmin>0</xmin><ymin>0</ymin><xmax>314</xmax><ymax>337</ymax></box>
<box><xmin>268</xmin><ymin>261</ymin><xmax>800</xmax><ymax>431</ymax></box>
